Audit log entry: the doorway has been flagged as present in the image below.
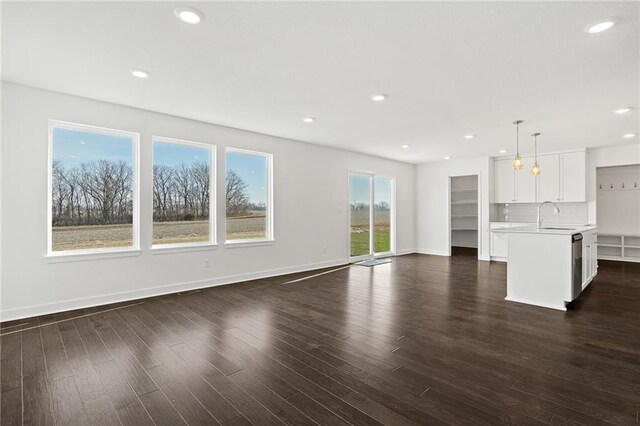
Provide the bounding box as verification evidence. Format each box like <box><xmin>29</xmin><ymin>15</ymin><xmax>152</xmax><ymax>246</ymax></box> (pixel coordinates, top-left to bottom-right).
<box><xmin>450</xmin><ymin>175</ymin><xmax>479</xmax><ymax>257</ymax></box>
<box><xmin>349</xmin><ymin>172</ymin><xmax>395</xmax><ymax>261</ymax></box>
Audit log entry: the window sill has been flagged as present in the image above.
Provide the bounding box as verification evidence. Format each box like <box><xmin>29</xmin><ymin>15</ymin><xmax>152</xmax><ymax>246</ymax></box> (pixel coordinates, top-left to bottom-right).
<box><xmin>224</xmin><ymin>239</ymin><xmax>275</xmax><ymax>249</ymax></box>
<box><xmin>150</xmin><ymin>243</ymin><xmax>218</xmax><ymax>255</ymax></box>
<box><xmin>45</xmin><ymin>249</ymin><xmax>142</xmax><ymax>263</ymax></box>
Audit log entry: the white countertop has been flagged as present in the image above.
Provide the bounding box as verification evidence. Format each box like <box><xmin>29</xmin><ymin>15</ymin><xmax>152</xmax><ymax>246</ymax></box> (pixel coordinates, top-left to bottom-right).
<box><xmin>492</xmin><ymin>224</ymin><xmax>597</xmax><ymax>235</ymax></box>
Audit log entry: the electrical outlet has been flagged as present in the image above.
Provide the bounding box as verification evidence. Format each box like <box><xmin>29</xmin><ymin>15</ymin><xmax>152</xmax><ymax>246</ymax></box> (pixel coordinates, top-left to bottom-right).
<box><xmin>204</xmin><ymin>259</ymin><xmax>211</xmax><ymax>268</ymax></box>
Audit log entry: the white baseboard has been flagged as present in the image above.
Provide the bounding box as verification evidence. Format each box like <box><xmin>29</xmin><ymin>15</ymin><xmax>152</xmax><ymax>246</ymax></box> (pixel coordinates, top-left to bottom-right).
<box><xmin>395</xmin><ymin>248</ymin><xmax>417</xmax><ymax>256</ymax></box>
<box><xmin>414</xmin><ymin>248</ymin><xmax>450</xmax><ymax>256</ymax></box>
<box><xmin>504</xmin><ymin>296</ymin><xmax>567</xmax><ymax>312</ymax></box>
<box><xmin>0</xmin><ymin>258</ymin><xmax>348</xmax><ymax>322</ymax></box>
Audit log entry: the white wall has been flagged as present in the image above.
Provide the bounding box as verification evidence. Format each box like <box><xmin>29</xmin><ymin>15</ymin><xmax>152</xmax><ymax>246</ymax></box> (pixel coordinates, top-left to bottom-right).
<box><xmin>0</xmin><ymin>83</ymin><xmax>415</xmax><ymax>321</ymax></box>
<box><xmin>586</xmin><ymin>143</ymin><xmax>640</xmax><ymax>224</ymax></box>
<box><xmin>415</xmin><ymin>157</ymin><xmax>491</xmax><ymax>260</ymax></box>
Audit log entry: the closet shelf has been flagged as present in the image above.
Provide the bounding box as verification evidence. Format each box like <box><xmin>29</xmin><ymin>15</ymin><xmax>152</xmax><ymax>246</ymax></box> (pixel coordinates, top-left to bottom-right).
<box><xmin>451</xmin><ymin>215</ymin><xmax>478</xmax><ymax>218</ymax></box>
<box><xmin>451</xmin><ymin>200</ymin><xmax>478</xmax><ymax>205</ymax></box>
<box><xmin>451</xmin><ymin>228</ymin><xmax>478</xmax><ymax>231</ymax></box>
<box><xmin>451</xmin><ymin>188</ymin><xmax>478</xmax><ymax>193</ymax></box>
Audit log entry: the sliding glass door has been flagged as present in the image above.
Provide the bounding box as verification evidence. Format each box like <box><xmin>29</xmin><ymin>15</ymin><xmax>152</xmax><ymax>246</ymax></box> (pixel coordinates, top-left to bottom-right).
<box><xmin>349</xmin><ymin>173</ymin><xmax>394</xmax><ymax>260</ymax></box>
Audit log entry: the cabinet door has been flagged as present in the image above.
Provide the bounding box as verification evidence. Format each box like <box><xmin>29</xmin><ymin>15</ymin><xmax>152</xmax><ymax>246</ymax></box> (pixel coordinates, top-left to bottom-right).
<box><xmin>516</xmin><ymin>167</ymin><xmax>536</xmax><ymax>203</ymax></box>
<box><xmin>494</xmin><ymin>159</ymin><xmax>515</xmax><ymax>203</ymax></box>
<box><xmin>582</xmin><ymin>236</ymin><xmax>590</xmax><ymax>286</ymax></box>
<box><xmin>537</xmin><ymin>154</ymin><xmax>560</xmax><ymax>202</ymax></box>
<box><xmin>592</xmin><ymin>242</ymin><xmax>598</xmax><ymax>279</ymax></box>
<box><xmin>560</xmin><ymin>152</ymin><xmax>586</xmax><ymax>202</ymax></box>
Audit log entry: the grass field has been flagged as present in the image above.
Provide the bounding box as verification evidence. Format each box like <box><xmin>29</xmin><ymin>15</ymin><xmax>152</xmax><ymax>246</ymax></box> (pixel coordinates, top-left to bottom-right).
<box><xmin>51</xmin><ymin>212</ymin><xmax>268</xmax><ymax>251</ymax></box>
<box><xmin>51</xmin><ymin>210</ymin><xmax>390</xmax><ymax>253</ymax></box>
<box><xmin>350</xmin><ymin>210</ymin><xmax>391</xmax><ymax>256</ymax></box>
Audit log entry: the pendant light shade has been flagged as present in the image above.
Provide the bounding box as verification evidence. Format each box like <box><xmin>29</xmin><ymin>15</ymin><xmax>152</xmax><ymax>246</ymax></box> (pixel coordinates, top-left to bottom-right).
<box><xmin>512</xmin><ymin>154</ymin><xmax>524</xmax><ymax>170</ymax></box>
<box><xmin>512</xmin><ymin>120</ymin><xmax>524</xmax><ymax>170</ymax></box>
<box><xmin>530</xmin><ymin>132</ymin><xmax>541</xmax><ymax>176</ymax></box>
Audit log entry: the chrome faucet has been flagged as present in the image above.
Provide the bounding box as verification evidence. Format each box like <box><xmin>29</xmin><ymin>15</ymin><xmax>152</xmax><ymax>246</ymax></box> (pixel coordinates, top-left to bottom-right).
<box><xmin>537</xmin><ymin>201</ymin><xmax>560</xmax><ymax>229</ymax></box>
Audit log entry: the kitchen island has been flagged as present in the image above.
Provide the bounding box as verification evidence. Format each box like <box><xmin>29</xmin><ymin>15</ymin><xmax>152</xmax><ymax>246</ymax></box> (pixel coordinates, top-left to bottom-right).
<box><xmin>492</xmin><ymin>225</ymin><xmax>597</xmax><ymax>311</ymax></box>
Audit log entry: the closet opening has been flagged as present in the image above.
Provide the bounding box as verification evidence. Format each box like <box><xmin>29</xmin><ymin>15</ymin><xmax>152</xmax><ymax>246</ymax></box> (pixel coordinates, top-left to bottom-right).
<box><xmin>450</xmin><ymin>175</ymin><xmax>480</xmax><ymax>258</ymax></box>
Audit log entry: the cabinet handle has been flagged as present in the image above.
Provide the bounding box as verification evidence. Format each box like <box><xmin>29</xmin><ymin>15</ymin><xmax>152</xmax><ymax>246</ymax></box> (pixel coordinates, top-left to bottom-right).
<box><xmin>622</xmin><ymin>183</ymin><xmax>625</xmax><ymax>189</ymax></box>
<box><xmin>610</xmin><ymin>184</ymin><xmax>613</xmax><ymax>189</ymax></box>
<box><xmin>599</xmin><ymin>184</ymin><xmax>602</xmax><ymax>189</ymax></box>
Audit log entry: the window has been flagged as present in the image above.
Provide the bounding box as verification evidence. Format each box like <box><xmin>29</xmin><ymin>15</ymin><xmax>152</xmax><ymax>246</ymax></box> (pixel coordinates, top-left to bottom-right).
<box><xmin>225</xmin><ymin>148</ymin><xmax>272</xmax><ymax>242</ymax></box>
<box><xmin>48</xmin><ymin>121</ymin><xmax>139</xmax><ymax>254</ymax></box>
<box><xmin>152</xmin><ymin>137</ymin><xmax>215</xmax><ymax>247</ymax></box>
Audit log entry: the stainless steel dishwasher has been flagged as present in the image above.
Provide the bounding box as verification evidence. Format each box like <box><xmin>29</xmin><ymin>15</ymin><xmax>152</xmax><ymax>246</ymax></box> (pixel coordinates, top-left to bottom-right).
<box><xmin>571</xmin><ymin>233</ymin><xmax>583</xmax><ymax>300</ymax></box>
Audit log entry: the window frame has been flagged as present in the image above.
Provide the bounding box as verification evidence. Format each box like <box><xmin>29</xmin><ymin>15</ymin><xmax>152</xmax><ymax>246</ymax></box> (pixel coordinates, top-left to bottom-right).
<box><xmin>224</xmin><ymin>147</ymin><xmax>274</xmax><ymax>245</ymax></box>
<box><xmin>47</xmin><ymin>120</ymin><xmax>140</xmax><ymax>257</ymax></box>
<box><xmin>150</xmin><ymin>136</ymin><xmax>217</xmax><ymax>250</ymax></box>
<box><xmin>347</xmin><ymin>170</ymin><xmax>396</xmax><ymax>261</ymax></box>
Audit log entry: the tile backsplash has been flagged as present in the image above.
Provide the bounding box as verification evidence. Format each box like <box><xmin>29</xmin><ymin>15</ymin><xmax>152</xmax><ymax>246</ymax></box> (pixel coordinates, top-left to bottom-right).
<box><xmin>493</xmin><ymin>202</ymin><xmax>589</xmax><ymax>224</ymax></box>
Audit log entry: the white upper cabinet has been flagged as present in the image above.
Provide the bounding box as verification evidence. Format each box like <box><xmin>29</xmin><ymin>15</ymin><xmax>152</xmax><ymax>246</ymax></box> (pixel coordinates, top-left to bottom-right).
<box><xmin>559</xmin><ymin>151</ymin><xmax>586</xmax><ymax>202</ymax></box>
<box><xmin>537</xmin><ymin>154</ymin><xmax>560</xmax><ymax>202</ymax></box>
<box><xmin>515</xmin><ymin>163</ymin><xmax>536</xmax><ymax>203</ymax></box>
<box><xmin>493</xmin><ymin>150</ymin><xmax>586</xmax><ymax>204</ymax></box>
<box><xmin>494</xmin><ymin>158</ymin><xmax>515</xmax><ymax>203</ymax></box>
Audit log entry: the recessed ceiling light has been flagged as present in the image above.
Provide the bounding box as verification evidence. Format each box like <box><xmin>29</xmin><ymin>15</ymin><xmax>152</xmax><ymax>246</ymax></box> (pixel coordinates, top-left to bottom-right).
<box><xmin>302</xmin><ymin>117</ymin><xmax>315</xmax><ymax>123</ymax></box>
<box><xmin>584</xmin><ymin>18</ymin><xmax>618</xmax><ymax>34</ymax></box>
<box><xmin>499</xmin><ymin>149</ymin><xmax>509</xmax><ymax>153</ymax></box>
<box><xmin>623</xmin><ymin>133</ymin><xmax>636</xmax><ymax>138</ymax></box>
<box><xmin>443</xmin><ymin>156</ymin><xmax>452</xmax><ymax>160</ymax></box>
<box><xmin>130</xmin><ymin>69</ymin><xmax>150</xmax><ymax>79</ymax></box>
<box><xmin>175</xmin><ymin>7</ymin><xmax>205</xmax><ymax>24</ymax></box>
<box><xmin>464</xmin><ymin>134</ymin><xmax>475</xmax><ymax>139</ymax></box>
<box><xmin>614</xmin><ymin>107</ymin><xmax>633</xmax><ymax>114</ymax></box>
<box><xmin>401</xmin><ymin>144</ymin><xmax>410</xmax><ymax>149</ymax></box>
<box><xmin>370</xmin><ymin>94</ymin><xmax>388</xmax><ymax>102</ymax></box>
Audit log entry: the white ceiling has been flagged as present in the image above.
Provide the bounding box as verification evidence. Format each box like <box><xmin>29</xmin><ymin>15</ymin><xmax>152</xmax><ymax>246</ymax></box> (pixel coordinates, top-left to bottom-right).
<box><xmin>2</xmin><ymin>1</ymin><xmax>639</xmax><ymax>163</ymax></box>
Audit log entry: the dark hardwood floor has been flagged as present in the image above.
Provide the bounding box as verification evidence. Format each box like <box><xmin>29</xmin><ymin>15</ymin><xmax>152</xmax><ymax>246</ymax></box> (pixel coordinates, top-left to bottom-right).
<box><xmin>2</xmin><ymin>253</ymin><xmax>640</xmax><ymax>425</ymax></box>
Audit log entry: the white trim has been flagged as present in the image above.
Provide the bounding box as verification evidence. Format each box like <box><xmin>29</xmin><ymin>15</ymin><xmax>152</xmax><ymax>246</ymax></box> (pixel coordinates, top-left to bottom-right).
<box><xmin>414</xmin><ymin>248</ymin><xmax>450</xmax><ymax>256</ymax></box>
<box><xmin>151</xmin><ymin>136</ymin><xmax>217</xmax><ymax>247</ymax></box>
<box><xmin>493</xmin><ymin>148</ymin><xmax>587</xmax><ymax>161</ymax></box>
<box><xmin>224</xmin><ymin>147</ymin><xmax>274</xmax><ymax>243</ymax></box>
<box><xmin>504</xmin><ymin>296</ymin><xmax>567</xmax><ymax>312</ymax></box>
<box><xmin>0</xmin><ymin>258</ymin><xmax>347</xmax><ymax>322</ymax></box>
<box><xmin>47</xmin><ymin>120</ymin><xmax>140</xmax><ymax>256</ymax></box>
<box><xmin>44</xmin><ymin>249</ymin><xmax>142</xmax><ymax>263</ymax></box>
<box><xmin>395</xmin><ymin>248</ymin><xmax>417</xmax><ymax>256</ymax></box>
<box><xmin>150</xmin><ymin>243</ymin><xmax>218</xmax><ymax>255</ymax></box>
<box><xmin>224</xmin><ymin>239</ymin><xmax>276</xmax><ymax>249</ymax></box>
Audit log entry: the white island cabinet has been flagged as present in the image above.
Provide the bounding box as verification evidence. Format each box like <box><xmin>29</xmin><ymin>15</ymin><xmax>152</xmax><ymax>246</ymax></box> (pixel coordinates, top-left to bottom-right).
<box><xmin>493</xmin><ymin>225</ymin><xmax>597</xmax><ymax>311</ymax></box>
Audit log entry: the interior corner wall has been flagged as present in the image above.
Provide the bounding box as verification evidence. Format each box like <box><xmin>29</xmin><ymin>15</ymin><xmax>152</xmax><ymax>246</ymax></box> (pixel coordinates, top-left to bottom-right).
<box><xmin>0</xmin><ymin>82</ymin><xmax>416</xmax><ymax>321</ymax></box>
<box><xmin>415</xmin><ymin>157</ymin><xmax>491</xmax><ymax>260</ymax></box>
<box><xmin>586</xmin><ymin>143</ymin><xmax>640</xmax><ymax>224</ymax></box>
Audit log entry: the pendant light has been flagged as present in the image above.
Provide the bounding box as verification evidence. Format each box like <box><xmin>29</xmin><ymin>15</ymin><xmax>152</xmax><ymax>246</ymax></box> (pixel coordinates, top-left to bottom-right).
<box><xmin>512</xmin><ymin>120</ymin><xmax>524</xmax><ymax>170</ymax></box>
<box><xmin>530</xmin><ymin>132</ymin><xmax>541</xmax><ymax>176</ymax></box>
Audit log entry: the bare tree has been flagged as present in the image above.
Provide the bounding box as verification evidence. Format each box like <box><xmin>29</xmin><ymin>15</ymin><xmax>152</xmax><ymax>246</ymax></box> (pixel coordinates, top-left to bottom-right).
<box><xmin>191</xmin><ymin>162</ymin><xmax>210</xmax><ymax>218</ymax></box>
<box><xmin>53</xmin><ymin>159</ymin><xmax>217</xmax><ymax>227</ymax></box>
<box><xmin>226</xmin><ymin>170</ymin><xmax>249</xmax><ymax>217</ymax></box>
<box><xmin>153</xmin><ymin>165</ymin><xmax>174</xmax><ymax>221</ymax></box>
